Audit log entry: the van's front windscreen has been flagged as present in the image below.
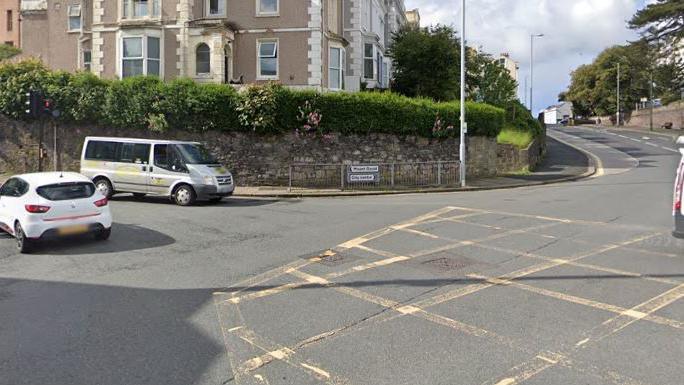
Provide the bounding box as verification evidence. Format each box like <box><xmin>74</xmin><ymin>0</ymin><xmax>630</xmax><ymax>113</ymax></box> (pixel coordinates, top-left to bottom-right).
<box><xmin>174</xmin><ymin>144</ymin><xmax>219</xmax><ymax>165</ymax></box>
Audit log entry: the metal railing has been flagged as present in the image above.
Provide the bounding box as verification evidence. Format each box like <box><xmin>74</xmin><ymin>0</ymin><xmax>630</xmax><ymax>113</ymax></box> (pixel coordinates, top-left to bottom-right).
<box><xmin>288</xmin><ymin>161</ymin><xmax>461</xmax><ymax>191</ymax></box>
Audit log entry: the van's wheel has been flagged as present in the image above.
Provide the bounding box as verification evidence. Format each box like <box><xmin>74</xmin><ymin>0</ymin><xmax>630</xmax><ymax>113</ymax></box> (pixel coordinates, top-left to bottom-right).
<box><xmin>15</xmin><ymin>223</ymin><xmax>33</xmax><ymax>254</ymax></box>
<box><xmin>173</xmin><ymin>185</ymin><xmax>196</xmax><ymax>206</ymax></box>
<box><xmin>94</xmin><ymin>178</ymin><xmax>113</xmax><ymax>199</ymax></box>
<box><xmin>95</xmin><ymin>227</ymin><xmax>111</xmax><ymax>241</ymax></box>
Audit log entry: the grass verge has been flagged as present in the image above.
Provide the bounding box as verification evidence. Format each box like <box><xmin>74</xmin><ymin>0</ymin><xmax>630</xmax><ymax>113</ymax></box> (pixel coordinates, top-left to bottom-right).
<box><xmin>497</xmin><ymin>128</ymin><xmax>534</xmax><ymax>149</ymax></box>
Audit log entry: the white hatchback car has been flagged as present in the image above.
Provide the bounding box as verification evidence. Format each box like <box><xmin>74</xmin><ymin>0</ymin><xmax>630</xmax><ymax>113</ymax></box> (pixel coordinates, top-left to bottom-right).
<box><xmin>0</xmin><ymin>172</ymin><xmax>113</xmax><ymax>253</ymax></box>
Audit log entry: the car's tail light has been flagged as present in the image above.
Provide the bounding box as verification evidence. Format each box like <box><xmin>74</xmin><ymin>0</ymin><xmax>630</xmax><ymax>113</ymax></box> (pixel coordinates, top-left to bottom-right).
<box><xmin>94</xmin><ymin>198</ymin><xmax>108</xmax><ymax>207</ymax></box>
<box><xmin>25</xmin><ymin>205</ymin><xmax>51</xmax><ymax>213</ymax></box>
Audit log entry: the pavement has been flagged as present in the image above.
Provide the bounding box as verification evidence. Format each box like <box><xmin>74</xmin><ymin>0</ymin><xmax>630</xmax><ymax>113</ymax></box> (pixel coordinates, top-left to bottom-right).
<box><xmin>0</xmin><ymin>125</ymin><xmax>683</xmax><ymax>385</ymax></box>
<box><xmin>235</xmin><ymin>134</ymin><xmax>593</xmax><ymax>197</ymax></box>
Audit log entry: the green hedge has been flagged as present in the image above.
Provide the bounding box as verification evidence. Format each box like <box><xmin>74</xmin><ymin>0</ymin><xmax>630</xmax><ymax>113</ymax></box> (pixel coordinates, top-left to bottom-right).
<box><xmin>0</xmin><ymin>60</ymin><xmax>504</xmax><ymax>137</ymax></box>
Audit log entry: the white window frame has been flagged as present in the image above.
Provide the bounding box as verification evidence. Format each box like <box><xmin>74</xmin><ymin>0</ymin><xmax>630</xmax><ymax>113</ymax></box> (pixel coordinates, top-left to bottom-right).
<box><xmin>328</xmin><ymin>46</ymin><xmax>344</xmax><ymax>90</ymax></box>
<box><xmin>256</xmin><ymin>39</ymin><xmax>279</xmax><ymax>80</ymax></box>
<box><xmin>206</xmin><ymin>0</ymin><xmax>225</xmax><ymax>17</ymax></box>
<box><xmin>67</xmin><ymin>4</ymin><xmax>82</xmax><ymax>32</ymax></box>
<box><xmin>121</xmin><ymin>0</ymin><xmax>161</xmax><ymax>20</ymax></box>
<box><xmin>256</xmin><ymin>0</ymin><xmax>279</xmax><ymax>17</ymax></box>
<box><xmin>83</xmin><ymin>50</ymin><xmax>92</xmax><ymax>71</ymax></box>
<box><xmin>196</xmin><ymin>43</ymin><xmax>211</xmax><ymax>75</ymax></box>
<box><xmin>363</xmin><ymin>43</ymin><xmax>375</xmax><ymax>80</ymax></box>
<box><xmin>117</xmin><ymin>30</ymin><xmax>163</xmax><ymax>79</ymax></box>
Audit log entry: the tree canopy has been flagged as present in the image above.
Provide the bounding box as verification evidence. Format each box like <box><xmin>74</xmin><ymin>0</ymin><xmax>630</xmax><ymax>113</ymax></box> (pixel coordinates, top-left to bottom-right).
<box><xmin>388</xmin><ymin>25</ymin><xmax>517</xmax><ymax>108</ymax></box>
<box><xmin>630</xmin><ymin>0</ymin><xmax>684</xmax><ymax>43</ymax></box>
<box><xmin>564</xmin><ymin>41</ymin><xmax>681</xmax><ymax>117</ymax></box>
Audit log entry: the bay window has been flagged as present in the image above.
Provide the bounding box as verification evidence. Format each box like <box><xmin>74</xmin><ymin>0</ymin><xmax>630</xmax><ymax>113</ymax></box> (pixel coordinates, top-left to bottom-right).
<box><xmin>196</xmin><ymin>43</ymin><xmax>211</xmax><ymax>75</ymax></box>
<box><xmin>364</xmin><ymin>43</ymin><xmax>374</xmax><ymax>79</ymax></box>
<box><xmin>121</xmin><ymin>35</ymin><xmax>161</xmax><ymax>78</ymax></box>
<box><xmin>329</xmin><ymin>47</ymin><xmax>344</xmax><ymax>90</ymax></box>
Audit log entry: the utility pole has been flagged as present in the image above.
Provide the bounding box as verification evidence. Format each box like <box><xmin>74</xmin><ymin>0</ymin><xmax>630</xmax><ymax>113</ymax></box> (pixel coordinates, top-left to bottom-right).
<box><xmin>650</xmin><ymin>72</ymin><xmax>654</xmax><ymax>131</ymax></box>
<box><xmin>459</xmin><ymin>0</ymin><xmax>466</xmax><ymax>187</ymax></box>
<box><xmin>616</xmin><ymin>62</ymin><xmax>620</xmax><ymax>126</ymax></box>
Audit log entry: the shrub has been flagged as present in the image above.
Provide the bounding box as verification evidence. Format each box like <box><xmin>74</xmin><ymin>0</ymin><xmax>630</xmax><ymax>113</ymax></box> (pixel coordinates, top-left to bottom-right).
<box><xmin>505</xmin><ymin>101</ymin><xmax>543</xmax><ymax>137</ymax></box>
<box><xmin>0</xmin><ymin>60</ymin><xmax>505</xmax><ymax>138</ymax></box>
<box><xmin>236</xmin><ymin>82</ymin><xmax>281</xmax><ymax>133</ymax></box>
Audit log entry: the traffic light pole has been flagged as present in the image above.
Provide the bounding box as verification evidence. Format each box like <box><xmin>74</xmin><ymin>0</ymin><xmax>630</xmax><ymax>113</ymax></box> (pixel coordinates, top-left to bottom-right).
<box><xmin>53</xmin><ymin>120</ymin><xmax>58</xmax><ymax>171</ymax></box>
<box><xmin>38</xmin><ymin>118</ymin><xmax>44</xmax><ymax>172</ymax></box>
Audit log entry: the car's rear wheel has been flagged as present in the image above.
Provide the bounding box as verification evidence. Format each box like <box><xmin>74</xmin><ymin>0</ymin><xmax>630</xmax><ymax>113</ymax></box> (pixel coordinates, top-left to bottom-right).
<box><xmin>173</xmin><ymin>185</ymin><xmax>196</xmax><ymax>206</ymax></box>
<box><xmin>95</xmin><ymin>228</ymin><xmax>111</xmax><ymax>241</ymax></box>
<box><xmin>94</xmin><ymin>178</ymin><xmax>113</xmax><ymax>199</ymax></box>
<box><xmin>15</xmin><ymin>223</ymin><xmax>33</xmax><ymax>254</ymax></box>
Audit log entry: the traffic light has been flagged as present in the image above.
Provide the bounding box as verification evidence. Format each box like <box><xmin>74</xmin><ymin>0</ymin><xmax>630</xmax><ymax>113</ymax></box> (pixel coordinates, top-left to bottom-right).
<box><xmin>43</xmin><ymin>98</ymin><xmax>54</xmax><ymax>115</ymax></box>
<box><xmin>23</xmin><ymin>91</ymin><xmax>59</xmax><ymax>118</ymax></box>
<box><xmin>24</xmin><ymin>90</ymin><xmax>43</xmax><ymax>118</ymax></box>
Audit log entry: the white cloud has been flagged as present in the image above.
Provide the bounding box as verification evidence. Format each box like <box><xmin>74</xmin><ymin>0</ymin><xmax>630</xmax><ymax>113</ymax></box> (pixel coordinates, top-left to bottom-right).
<box><xmin>404</xmin><ymin>0</ymin><xmax>646</xmax><ymax>113</ymax></box>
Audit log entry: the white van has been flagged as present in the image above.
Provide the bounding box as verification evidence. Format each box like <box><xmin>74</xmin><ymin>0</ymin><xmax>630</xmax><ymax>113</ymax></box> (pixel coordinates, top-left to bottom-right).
<box><xmin>80</xmin><ymin>137</ymin><xmax>235</xmax><ymax>206</ymax></box>
<box><xmin>674</xmin><ymin>136</ymin><xmax>684</xmax><ymax>238</ymax></box>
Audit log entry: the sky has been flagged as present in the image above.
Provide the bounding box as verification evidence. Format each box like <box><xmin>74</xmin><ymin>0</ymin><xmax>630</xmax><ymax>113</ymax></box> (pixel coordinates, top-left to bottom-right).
<box><xmin>403</xmin><ymin>0</ymin><xmax>654</xmax><ymax>114</ymax></box>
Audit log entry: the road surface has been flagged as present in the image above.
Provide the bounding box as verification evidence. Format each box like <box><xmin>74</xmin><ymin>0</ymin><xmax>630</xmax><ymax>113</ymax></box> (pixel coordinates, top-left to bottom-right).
<box><xmin>1</xmin><ymin>126</ymin><xmax>682</xmax><ymax>385</ymax></box>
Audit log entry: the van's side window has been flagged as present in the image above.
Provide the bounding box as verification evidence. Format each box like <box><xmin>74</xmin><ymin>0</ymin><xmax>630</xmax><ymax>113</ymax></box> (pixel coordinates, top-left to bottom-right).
<box><xmin>85</xmin><ymin>141</ymin><xmax>118</xmax><ymax>161</ymax></box>
<box><xmin>119</xmin><ymin>143</ymin><xmax>150</xmax><ymax>164</ymax></box>
<box><xmin>154</xmin><ymin>144</ymin><xmax>186</xmax><ymax>172</ymax></box>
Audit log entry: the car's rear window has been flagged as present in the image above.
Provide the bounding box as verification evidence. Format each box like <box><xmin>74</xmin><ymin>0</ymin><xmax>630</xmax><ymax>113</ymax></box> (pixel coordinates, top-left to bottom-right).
<box><xmin>36</xmin><ymin>182</ymin><xmax>96</xmax><ymax>201</ymax></box>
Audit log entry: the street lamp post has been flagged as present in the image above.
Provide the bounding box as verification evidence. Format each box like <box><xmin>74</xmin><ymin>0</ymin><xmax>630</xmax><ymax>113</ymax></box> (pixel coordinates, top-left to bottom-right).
<box><xmin>459</xmin><ymin>0</ymin><xmax>466</xmax><ymax>187</ymax></box>
<box><xmin>530</xmin><ymin>33</ymin><xmax>544</xmax><ymax>114</ymax></box>
<box><xmin>617</xmin><ymin>62</ymin><xmax>621</xmax><ymax>126</ymax></box>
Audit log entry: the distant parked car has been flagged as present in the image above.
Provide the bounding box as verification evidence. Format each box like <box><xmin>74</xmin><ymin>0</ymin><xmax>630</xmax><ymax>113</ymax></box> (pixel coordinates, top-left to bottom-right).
<box><xmin>559</xmin><ymin>118</ymin><xmax>570</xmax><ymax>126</ymax></box>
<box><xmin>80</xmin><ymin>137</ymin><xmax>235</xmax><ymax>206</ymax></box>
<box><xmin>0</xmin><ymin>172</ymin><xmax>112</xmax><ymax>253</ymax></box>
<box><xmin>674</xmin><ymin>136</ymin><xmax>684</xmax><ymax>238</ymax></box>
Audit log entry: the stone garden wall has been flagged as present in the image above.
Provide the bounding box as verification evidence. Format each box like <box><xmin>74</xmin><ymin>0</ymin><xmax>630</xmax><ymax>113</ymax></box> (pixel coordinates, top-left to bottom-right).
<box><xmin>0</xmin><ymin>115</ymin><xmax>504</xmax><ymax>186</ymax></box>
<box><xmin>496</xmin><ymin>135</ymin><xmax>546</xmax><ymax>174</ymax></box>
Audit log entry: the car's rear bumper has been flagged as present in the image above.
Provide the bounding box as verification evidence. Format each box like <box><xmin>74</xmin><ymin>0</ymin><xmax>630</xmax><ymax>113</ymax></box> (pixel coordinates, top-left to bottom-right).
<box><xmin>23</xmin><ymin>212</ymin><xmax>113</xmax><ymax>239</ymax></box>
<box><xmin>674</xmin><ymin>212</ymin><xmax>684</xmax><ymax>239</ymax></box>
<box><xmin>36</xmin><ymin>223</ymin><xmax>109</xmax><ymax>240</ymax></box>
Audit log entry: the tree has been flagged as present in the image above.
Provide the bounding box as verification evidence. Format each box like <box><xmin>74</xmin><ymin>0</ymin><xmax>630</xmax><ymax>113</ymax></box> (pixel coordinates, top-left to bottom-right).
<box><xmin>0</xmin><ymin>44</ymin><xmax>20</xmax><ymax>61</ymax></box>
<box><xmin>629</xmin><ymin>0</ymin><xmax>684</xmax><ymax>43</ymax></box>
<box><xmin>470</xmin><ymin>53</ymin><xmax>518</xmax><ymax>108</ymax></box>
<box><xmin>557</xmin><ymin>92</ymin><xmax>567</xmax><ymax>102</ymax></box>
<box><xmin>389</xmin><ymin>25</ymin><xmax>461</xmax><ymax>101</ymax></box>
<box><xmin>564</xmin><ymin>42</ymin><xmax>678</xmax><ymax>117</ymax></box>
<box><xmin>388</xmin><ymin>25</ymin><xmax>515</xmax><ymax>104</ymax></box>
